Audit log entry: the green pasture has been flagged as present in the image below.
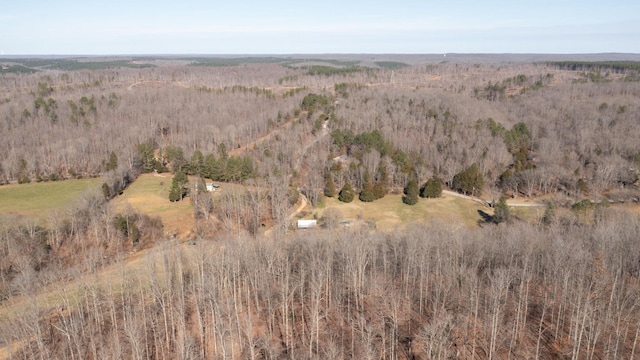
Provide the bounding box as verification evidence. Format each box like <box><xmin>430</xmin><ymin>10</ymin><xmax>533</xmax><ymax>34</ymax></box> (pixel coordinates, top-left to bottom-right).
<box><xmin>0</xmin><ymin>178</ymin><xmax>100</xmax><ymax>219</ymax></box>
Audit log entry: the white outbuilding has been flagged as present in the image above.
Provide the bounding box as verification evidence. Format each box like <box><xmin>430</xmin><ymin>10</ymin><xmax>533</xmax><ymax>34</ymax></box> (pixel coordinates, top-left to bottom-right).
<box><xmin>297</xmin><ymin>219</ymin><xmax>317</xmax><ymax>229</ymax></box>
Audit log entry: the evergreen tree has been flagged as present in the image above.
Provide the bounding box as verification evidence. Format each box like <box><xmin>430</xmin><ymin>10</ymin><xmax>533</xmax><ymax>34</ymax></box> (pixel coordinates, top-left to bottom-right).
<box><xmin>106</xmin><ymin>151</ymin><xmax>118</xmax><ymax>171</ymax></box>
<box><xmin>102</xmin><ymin>182</ymin><xmax>112</xmax><ymax>200</ymax></box>
<box><xmin>372</xmin><ymin>182</ymin><xmax>387</xmax><ymax>200</ymax></box>
<box><xmin>402</xmin><ymin>178</ymin><xmax>419</xmax><ymax>205</ymax></box>
<box><xmin>493</xmin><ymin>196</ymin><xmax>510</xmax><ymax>224</ymax></box>
<box><xmin>359</xmin><ymin>170</ymin><xmax>377</xmax><ymax>202</ymax></box>
<box><xmin>217</xmin><ymin>143</ymin><xmax>228</xmax><ymax>159</ymax></box>
<box><xmin>324</xmin><ymin>172</ymin><xmax>336</xmax><ymax>197</ymax></box>
<box><xmin>240</xmin><ymin>156</ymin><xmax>255</xmax><ymax>180</ymax></box>
<box><xmin>189</xmin><ymin>150</ymin><xmax>204</xmax><ymax>175</ymax></box>
<box><xmin>136</xmin><ymin>142</ymin><xmax>156</xmax><ymax>173</ymax></box>
<box><xmin>541</xmin><ymin>202</ymin><xmax>556</xmax><ymax>225</ymax></box>
<box><xmin>211</xmin><ymin>158</ymin><xmax>226</xmax><ymax>181</ymax></box>
<box><xmin>165</xmin><ymin>145</ymin><xmax>186</xmax><ymax>173</ymax></box>
<box><xmin>288</xmin><ymin>186</ymin><xmax>300</xmax><ymax>206</ymax></box>
<box><xmin>452</xmin><ymin>163</ymin><xmax>484</xmax><ymax>196</ymax></box>
<box><xmin>420</xmin><ymin>177</ymin><xmax>443</xmax><ymax>198</ymax></box>
<box><xmin>169</xmin><ymin>171</ymin><xmax>189</xmax><ymax>202</ymax></box>
<box><xmin>202</xmin><ymin>154</ymin><xmax>217</xmax><ymax>179</ymax></box>
<box><xmin>373</xmin><ymin>162</ymin><xmax>389</xmax><ymax>199</ymax></box>
<box><xmin>358</xmin><ymin>182</ymin><xmax>376</xmax><ymax>202</ymax></box>
<box><xmin>225</xmin><ymin>157</ymin><xmax>242</xmax><ymax>182</ymax></box>
<box><xmin>338</xmin><ymin>183</ymin><xmax>355</xmax><ymax>203</ymax></box>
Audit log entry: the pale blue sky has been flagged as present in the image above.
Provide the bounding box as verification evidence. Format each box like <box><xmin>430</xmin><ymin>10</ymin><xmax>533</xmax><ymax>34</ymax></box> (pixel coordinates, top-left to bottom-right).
<box><xmin>1</xmin><ymin>0</ymin><xmax>639</xmax><ymax>55</ymax></box>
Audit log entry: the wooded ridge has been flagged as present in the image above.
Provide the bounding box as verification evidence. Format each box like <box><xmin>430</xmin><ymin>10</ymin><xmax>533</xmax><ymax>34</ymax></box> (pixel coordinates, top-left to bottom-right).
<box><xmin>1</xmin><ymin>55</ymin><xmax>639</xmax><ymax>359</ymax></box>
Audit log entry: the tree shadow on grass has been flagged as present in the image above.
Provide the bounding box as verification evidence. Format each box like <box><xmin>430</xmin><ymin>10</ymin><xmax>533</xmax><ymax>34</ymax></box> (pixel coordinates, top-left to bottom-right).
<box><xmin>477</xmin><ymin>209</ymin><xmax>494</xmax><ymax>225</ymax></box>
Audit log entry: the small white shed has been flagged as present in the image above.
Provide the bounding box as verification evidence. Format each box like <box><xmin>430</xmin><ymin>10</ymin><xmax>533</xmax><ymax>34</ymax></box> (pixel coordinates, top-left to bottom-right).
<box><xmin>297</xmin><ymin>219</ymin><xmax>317</xmax><ymax>229</ymax></box>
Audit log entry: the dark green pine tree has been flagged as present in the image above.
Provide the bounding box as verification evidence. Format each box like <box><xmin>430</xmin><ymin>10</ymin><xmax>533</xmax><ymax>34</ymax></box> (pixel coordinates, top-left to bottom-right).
<box><xmin>324</xmin><ymin>172</ymin><xmax>336</xmax><ymax>197</ymax></box>
<box><xmin>372</xmin><ymin>162</ymin><xmax>389</xmax><ymax>199</ymax></box>
<box><xmin>202</xmin><ymin>154</ymin><xmax>216</xmax><ymax>180</ymax></box>
<box><xmin>239</xmin><ymin>156</ymin><xmax>255</xmax><ymax>180</ymax></box>
<box><xmin>136</xmin><ymin>142</ymin><xmax>156</xmax><ymax>173</ymax></box>
<box><xmin>493</xmin><ymin>196</ymin><xmax>511</xmax><ymax>224</ymax></box>
<box><xmin>452</xmin><ymin>163</ymin><xmax>484</xmax><ymax>196</ymax></box>
<box><xmin>338</xmin><ymin>182</ymin><xmax>355</xmax><ymax>203</ymax></box>
<box><xmin>358</xmin><ymin>182</ymin><xmax>376</xmax><ymax>202</ymax></box>
<box><xmin>420</xmin><ymin>177</ymin><xmax>443</xmax><ymax>198</ymax></box>
<box><xmin>358</xmin><ymin>170</ymin><xmax>375</xmax><ymax>202</ymax></box>
<box><xmin>189</xmin><ymin>150</ymin><xmax>204</xmax><ymax>175</ymax></box>
<box><xmin>169</xmin><ymin>170</ymin><xmax>189</xmax><ymax>202</ymax></box>
<box><xmin>402</xmin><ymin>177</ymin><xmax>419</xmax><ymax>205</ymax></box>
<box><xmin>209</xmin><ymin>156</ymin><xmax>226</xmax><ymax>181</ymax></box>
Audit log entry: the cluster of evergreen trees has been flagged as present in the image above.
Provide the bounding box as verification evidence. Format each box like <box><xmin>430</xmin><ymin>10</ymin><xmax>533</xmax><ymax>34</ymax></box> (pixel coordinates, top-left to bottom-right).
<box><xmin>403</xmin><ymin>176</ymin><xmax>444</xmax><ymax>205</ymax></box>
<box><xmin>134</xmin><ymin>142</ymin><xmax>256</xmax><ymax>202</ymax></box>
<box><xmin>327</xmin><ymin>128</ymin><xmax>449</xmax><ymax>205</ymax></box>
<box><xmin>331</xmin><ymin>128</ymin><xmax>393</xmax><ymax>158</ymax></box>
<box><xmin>135</xmin><ymin>142</ymin><xmax>255</xmax><ymax>182</ymax></box>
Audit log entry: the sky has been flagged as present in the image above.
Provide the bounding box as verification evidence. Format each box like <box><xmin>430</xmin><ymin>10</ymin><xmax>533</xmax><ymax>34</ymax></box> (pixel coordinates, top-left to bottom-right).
<box><xmin>1</xmin><ymin>0</ymin><xmax>639</xmax><ymax>55</ymax></box>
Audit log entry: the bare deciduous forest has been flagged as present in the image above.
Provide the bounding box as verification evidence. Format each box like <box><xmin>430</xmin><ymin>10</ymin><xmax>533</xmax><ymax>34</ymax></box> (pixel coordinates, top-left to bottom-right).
<box><xmin>1</xmin><ymin>55</ymin><xmax>640</xmax><ymax>359</ymax></box>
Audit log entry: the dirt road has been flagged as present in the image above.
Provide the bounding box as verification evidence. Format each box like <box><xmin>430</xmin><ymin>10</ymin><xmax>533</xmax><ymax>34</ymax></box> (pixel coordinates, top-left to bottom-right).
<box><xmin>442</xmin><ymin>189</ymin><xmax>544</xmax><ymax>207</ymax></box>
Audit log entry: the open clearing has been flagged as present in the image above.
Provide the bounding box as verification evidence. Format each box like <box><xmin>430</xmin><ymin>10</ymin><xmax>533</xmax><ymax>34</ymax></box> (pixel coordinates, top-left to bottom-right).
<box><xmin>0</xmin><ymin>173</ymin><xmax>546</xmax><ymax>235</ymax></box>
<box><xmin>112</xmin><ymin>174</ymin><xmax>194</xmax><ymax>238</ymax></box>
<box><xmin>318</xmin><ymin>192</ymin><xmax>491</xmax><ymax>231</ymax></box>
<box><xmin>0</xmin><ymin>178</ymin><xmax>100</xmax><ymax>219</ymax></box>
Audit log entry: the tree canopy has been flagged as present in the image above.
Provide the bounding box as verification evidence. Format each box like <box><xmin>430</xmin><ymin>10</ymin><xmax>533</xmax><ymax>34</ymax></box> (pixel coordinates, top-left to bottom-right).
<box><xmin>338</xmin><ymin>183</ymin><xmax>354</xmax><ymax>203</ymax></box>
<box><xmin>420</xmin><ymin>178</ymin><xmax>442</xmax><ymax>198</ymax></box>
<box><xmin>452</xmin><ymin>163</ymin><xmax>484</xmax><ymax>196</ymax></box>
<box><xmin>169</xmin><ymin>171</ymin><xmax>189</xmax><ymax>202</ymax></box>
<box><xmin>402</xmin><ymin>178</ymin><xmax>419</xmax><ymax>205</ymax></box>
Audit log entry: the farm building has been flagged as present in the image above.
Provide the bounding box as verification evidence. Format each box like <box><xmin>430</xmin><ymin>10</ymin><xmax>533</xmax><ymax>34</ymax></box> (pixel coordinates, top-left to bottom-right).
<box><xmin>297</xmin><ymin>219</ymin><xmax>317</xmax><ymax>229</ymax></box>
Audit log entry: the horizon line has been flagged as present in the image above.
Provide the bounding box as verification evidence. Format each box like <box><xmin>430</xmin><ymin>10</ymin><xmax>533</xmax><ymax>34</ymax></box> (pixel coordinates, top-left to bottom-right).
<box><xmin>1</xmin><ymin>52</ymin><xmax>640</xmax><ymax>57</ymax></box>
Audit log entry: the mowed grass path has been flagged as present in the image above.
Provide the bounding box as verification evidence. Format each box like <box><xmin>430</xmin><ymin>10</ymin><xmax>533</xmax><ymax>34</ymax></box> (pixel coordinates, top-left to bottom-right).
<box><xmin>321</xmin><ymin>192</ymin><xmax>488</xmax><ymax>231</ymax></box>
<box><xmin>0</xmin><ymin>178</ymin><xmax>100</xmax><ymax>219</ymax></box>
<box><xmin>112</xmin><ymin>173</ymin><xmax>194</xmax><ymax>237</ymax></box>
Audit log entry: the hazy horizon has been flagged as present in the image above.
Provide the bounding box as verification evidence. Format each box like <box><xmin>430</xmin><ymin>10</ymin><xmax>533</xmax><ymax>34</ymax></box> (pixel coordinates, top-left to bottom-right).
<box><xmin>2</xmin><ymin>1</ymin><xmax>639</xmax><ymax>55</ymax></box>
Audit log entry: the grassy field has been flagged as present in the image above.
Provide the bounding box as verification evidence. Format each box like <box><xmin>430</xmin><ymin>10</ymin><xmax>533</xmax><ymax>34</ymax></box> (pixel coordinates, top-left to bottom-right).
<box><xmin>0</xmin><ymin>173</ymin><xmax>550</xmax><ymax>235</ymax></box>
<box><xmin>0</xmin><ymin>178</ymin><xmax>100</xmax><ymax>219</ymax></box>
<box><xmin>112</xmin><ymin>173</ymin><xmax>194</xmax><ymax>238</ymax></box>
<box><xmin>317</xmin><ymin>193</ymin><xmax>491</xmax><ymax>231</ymax></box>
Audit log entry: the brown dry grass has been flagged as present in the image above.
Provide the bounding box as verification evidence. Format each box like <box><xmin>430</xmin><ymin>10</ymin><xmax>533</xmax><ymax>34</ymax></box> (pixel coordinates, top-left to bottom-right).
<box><xmin>112</xmin><ymin>173</ymin><xmax>194</xmax><ymax>238</ymax></box>
<box><xmin>318</xmin><ymin>192</ymin><xmax>489</xmax><ymax>231</ymax></box>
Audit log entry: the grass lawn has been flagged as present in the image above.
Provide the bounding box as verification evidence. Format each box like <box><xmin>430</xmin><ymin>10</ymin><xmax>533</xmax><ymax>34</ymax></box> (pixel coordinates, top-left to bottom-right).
<box><xmin>319</xmin><ymin>192</ymin><xmax>489</xmax><ymax>231</ymax></box>
<box><xmin>510</xmin><ymin>206</ymin><xmax>543</xmax><ymax>223</ymax></box>
<box><xmin>0</xmin><ymin>178</ymin><xmax>100</xmax><ymax>219</ymax></box>
<box><xmin>112</xmin><ymin>173</ymin><xmax>194</xmax><ymax>238</ymax></box>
